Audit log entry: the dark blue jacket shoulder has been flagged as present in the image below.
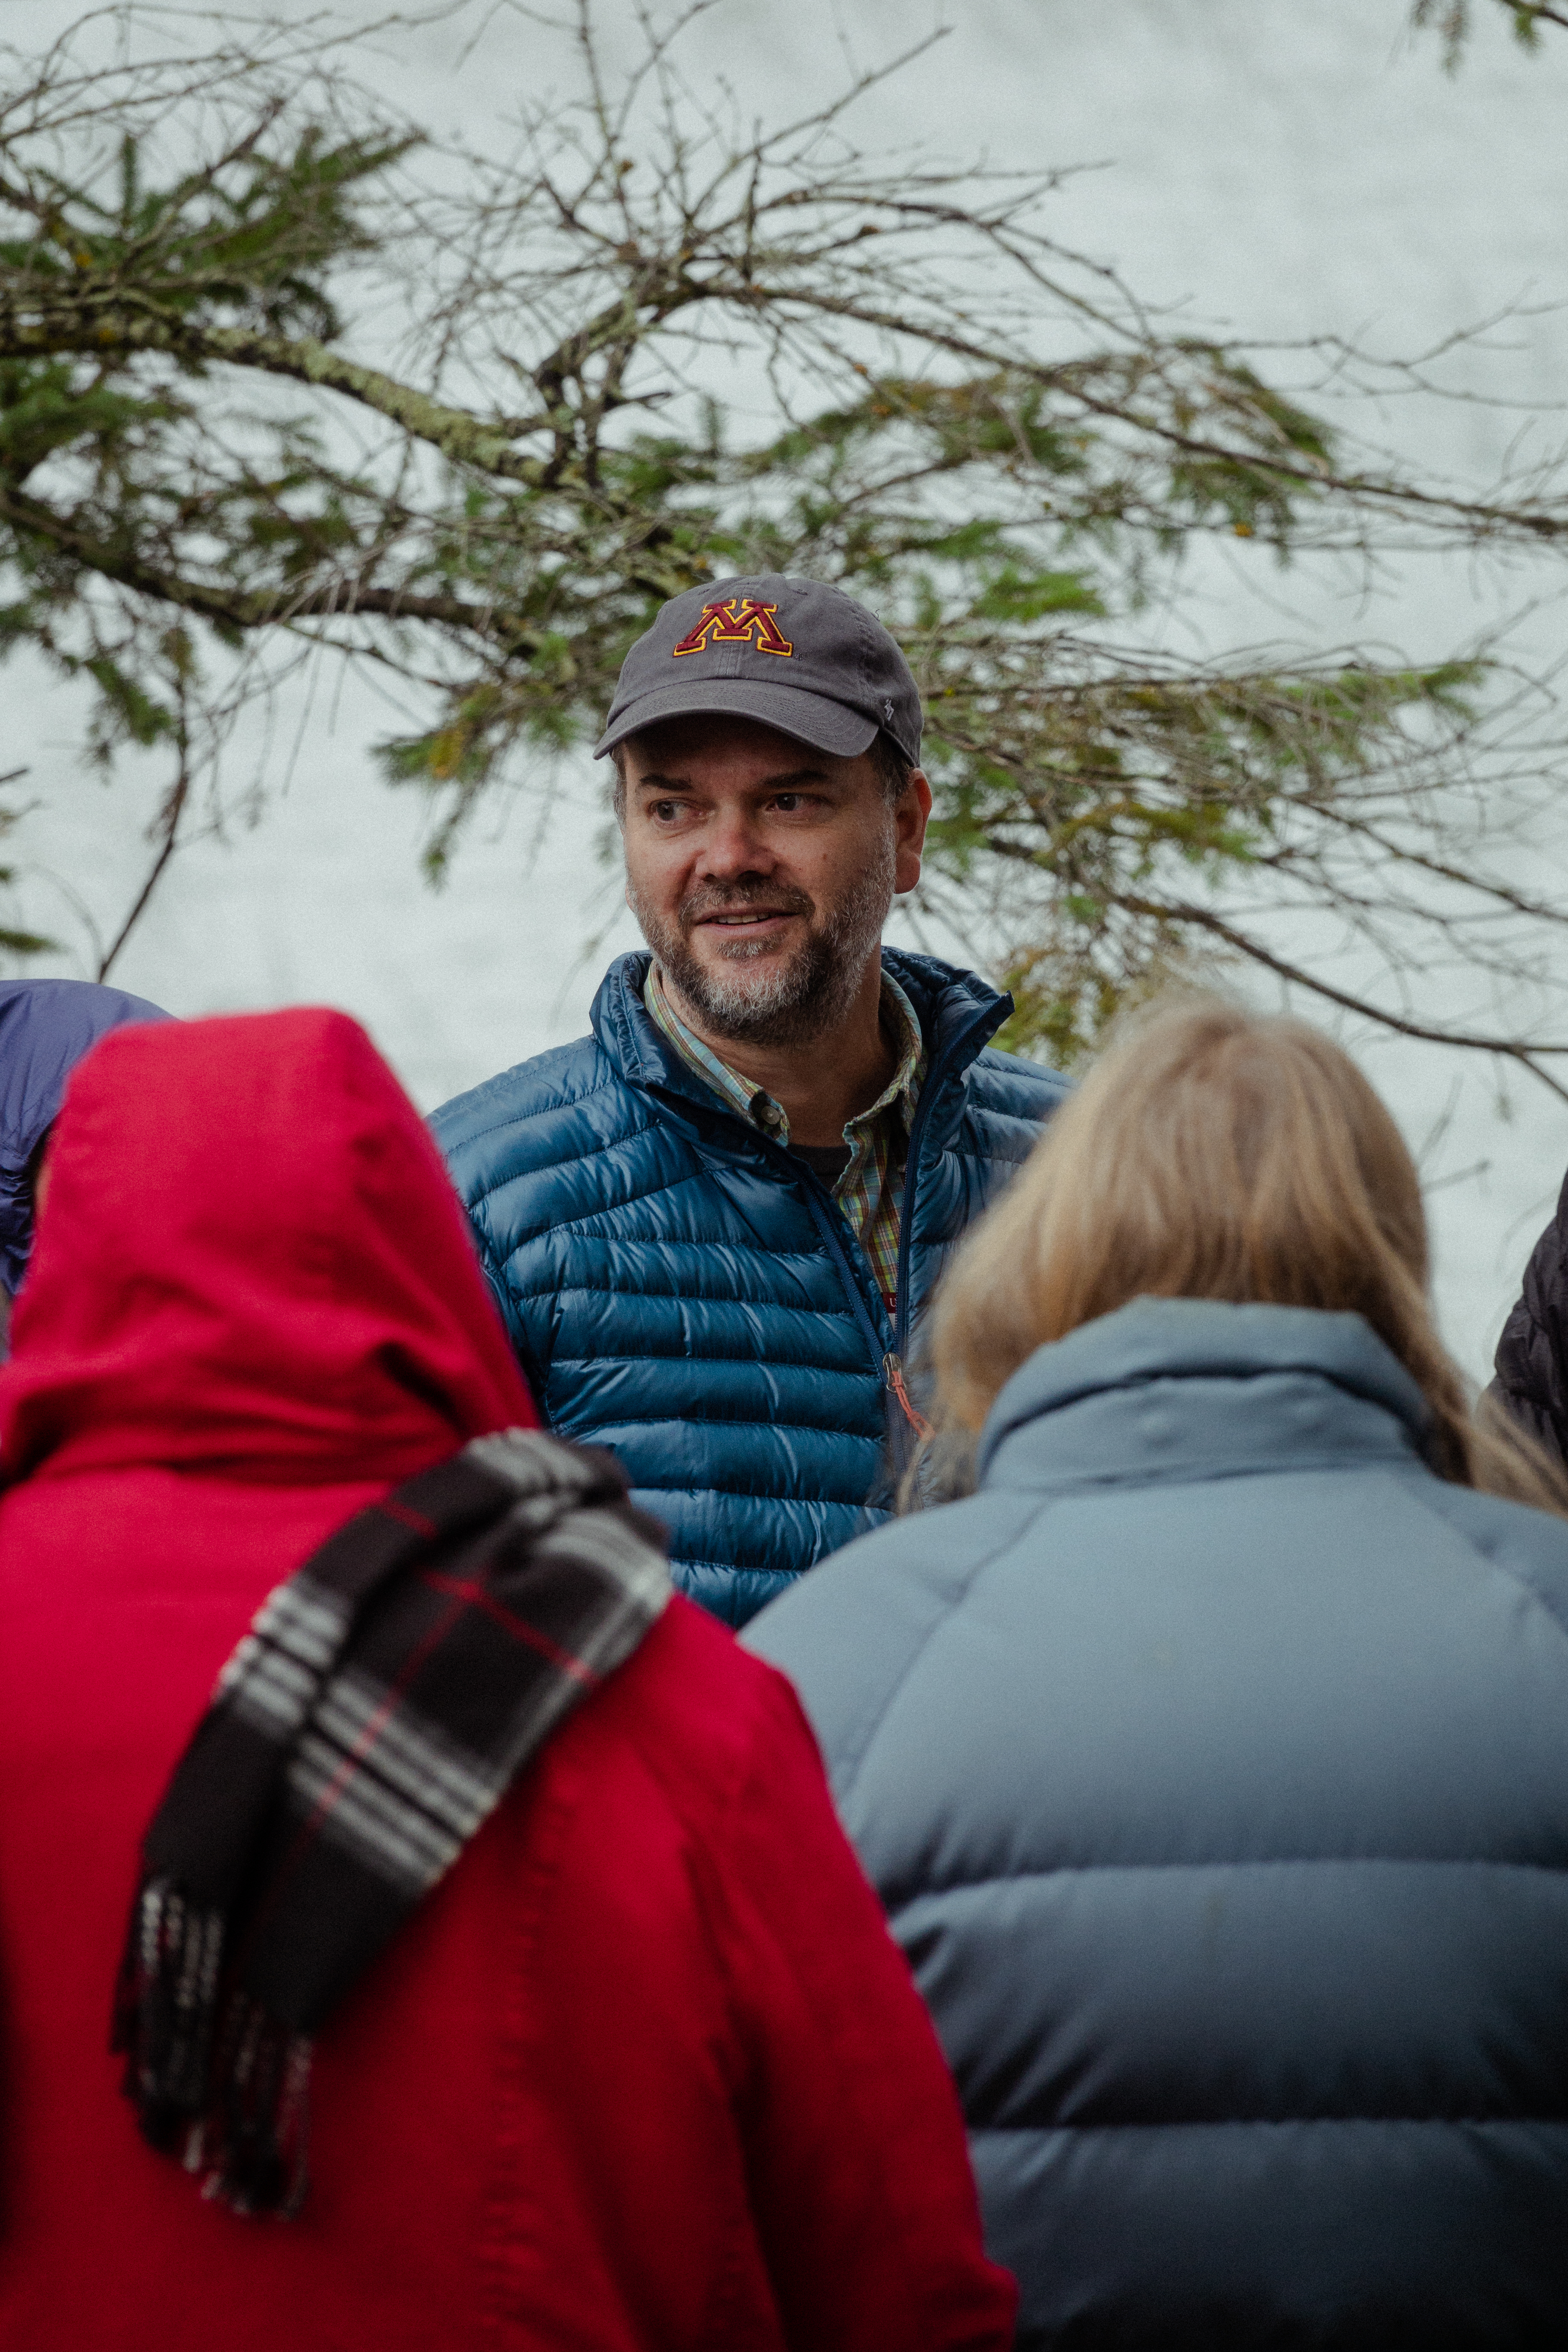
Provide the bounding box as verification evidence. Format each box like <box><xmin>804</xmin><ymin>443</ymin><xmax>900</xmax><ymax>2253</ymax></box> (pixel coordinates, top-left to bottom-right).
<box><xmin>432</xmin><ymin>949</ymin><xmax>1066</xmax><ymax>1628</ymax></box>
<box><xmin>0</xmin><ymin>979</ymin><xmax>170</xmax><ymax>1294</ymax></box>
<box><xmin>748</xmin><ymin>1296</ymin><xmax>1568</xmax><ymax>2344</ymax></box>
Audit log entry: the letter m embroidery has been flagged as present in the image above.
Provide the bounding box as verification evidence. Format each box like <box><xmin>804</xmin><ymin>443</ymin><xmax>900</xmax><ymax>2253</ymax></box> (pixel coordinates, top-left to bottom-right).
<box><xmin>671</xmin><ymin>599</ymin><xmax>795</xmax><ymax>658</ymax></box>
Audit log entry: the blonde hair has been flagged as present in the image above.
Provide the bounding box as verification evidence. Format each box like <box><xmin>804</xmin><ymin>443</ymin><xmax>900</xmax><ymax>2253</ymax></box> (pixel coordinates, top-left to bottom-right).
<box><xmin>925</xmin><ymin>995</ymin><xmax>1567</xmax><ymax>1516</ymax></box>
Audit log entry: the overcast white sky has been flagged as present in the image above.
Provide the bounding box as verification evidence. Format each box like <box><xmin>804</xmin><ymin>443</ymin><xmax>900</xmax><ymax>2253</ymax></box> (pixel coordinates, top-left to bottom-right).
<box><xmin>9</xmin><ymin>0</ymin><xmax>1568</xmax><ymax>1378</ymax></box>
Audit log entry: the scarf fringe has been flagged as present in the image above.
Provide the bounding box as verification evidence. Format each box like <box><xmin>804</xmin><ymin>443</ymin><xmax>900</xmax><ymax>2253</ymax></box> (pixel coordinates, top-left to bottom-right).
<box><xmin>113</xmin><ymin>1875</ymin><xmax>313</xmax><ymax>2216</ymax></box>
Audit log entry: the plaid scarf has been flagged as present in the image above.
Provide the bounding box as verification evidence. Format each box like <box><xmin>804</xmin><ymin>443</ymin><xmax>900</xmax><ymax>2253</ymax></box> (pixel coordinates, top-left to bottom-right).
<box><xmin>113</xmin><ymin>1428</ymin><xmax>669</xmax><ymax>2217</ymax></box>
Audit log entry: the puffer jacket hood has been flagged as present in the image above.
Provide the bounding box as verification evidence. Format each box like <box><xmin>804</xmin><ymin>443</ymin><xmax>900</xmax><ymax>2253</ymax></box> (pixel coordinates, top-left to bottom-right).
<box><xmin>0</xmin><ymin>977</ymin><xmax>169</xmax><ymax>1293</ymax></box>
<box><xmin>750</xmin><ymin>1295</ymin><xmax>1568</xmax><ymax>2346</ymax></box>
<box><xmin>2</xmin><ymin>1004</ymin><xmax>534</xmax><ymax>1485</ymax></box>
<box><xmin>0</xmin><ymin>1007</ymin><xmax>1013</xmax><ymax>2352</ymax></box>
<box><xmin>975</xmin><ymin>1291</ymin><xmax>1435</xmax><ymax>1482</ymax></box>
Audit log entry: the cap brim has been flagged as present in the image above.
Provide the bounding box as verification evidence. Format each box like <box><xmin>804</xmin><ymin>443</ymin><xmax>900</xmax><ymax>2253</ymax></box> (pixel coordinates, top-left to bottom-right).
<box><xmin>594</xmin><ymin>676</ymin><xmax>879</xmax><ymax>762</ymax></box>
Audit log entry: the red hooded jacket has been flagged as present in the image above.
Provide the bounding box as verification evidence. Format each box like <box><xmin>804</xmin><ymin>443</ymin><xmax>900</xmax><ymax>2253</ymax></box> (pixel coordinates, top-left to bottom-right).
<box><xmin>0</xmin><ymin>1008</ymin><xmax>1014</xmax><ymax>2352</ymax></box>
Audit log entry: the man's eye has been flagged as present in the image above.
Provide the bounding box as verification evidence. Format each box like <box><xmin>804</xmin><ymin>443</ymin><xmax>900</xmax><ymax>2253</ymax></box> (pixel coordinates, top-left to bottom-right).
<box><xmin>650</xmin><ymin>800</ymin><xmax>682</xmax><ymax>822</ymax></box>
<box><xmin>772</xmin><ymin>793</ymin><xmax>803</xmax><ymax>812</ymax></box>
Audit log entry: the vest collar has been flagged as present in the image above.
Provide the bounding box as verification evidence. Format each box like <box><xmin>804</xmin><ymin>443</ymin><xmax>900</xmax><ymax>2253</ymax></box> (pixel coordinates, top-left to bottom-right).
<box><xmin>588</xmin><ymin>948</ymin><xmax>1013</xmax><ymax>1140</ymax></box>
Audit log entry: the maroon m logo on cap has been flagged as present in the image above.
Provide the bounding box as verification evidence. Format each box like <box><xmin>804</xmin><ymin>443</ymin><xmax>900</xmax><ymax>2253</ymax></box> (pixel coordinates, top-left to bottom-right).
<box><xmin>671</xmin><ymin>600</ymin><xmax>795</xmax><ymax>658</ymax></box>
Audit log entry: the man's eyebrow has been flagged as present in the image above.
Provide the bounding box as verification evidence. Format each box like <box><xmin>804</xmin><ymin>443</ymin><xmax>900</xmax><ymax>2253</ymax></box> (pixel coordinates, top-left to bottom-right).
<box><xmin>633</xmin><ymin>766</ymin><xmax>833</xmax><ymax>791</ymax></box>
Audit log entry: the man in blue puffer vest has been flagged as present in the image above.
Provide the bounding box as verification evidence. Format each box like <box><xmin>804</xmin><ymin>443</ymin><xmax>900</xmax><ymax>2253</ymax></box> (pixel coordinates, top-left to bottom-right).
<box><xmin>432</xmin><ymin>574</ymin><xmax>1068</xmax><ymax>1627</ymax></box>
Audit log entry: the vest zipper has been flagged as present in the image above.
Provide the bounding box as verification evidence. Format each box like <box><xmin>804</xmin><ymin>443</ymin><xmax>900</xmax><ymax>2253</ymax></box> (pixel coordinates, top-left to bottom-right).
<box><xmin>789</xmin><ymin>1157</ymin><xmax>892</xmax><ymax>1370</ymax></box>
<box><xmin>883</xmin><ymin>1350</ymin><xmax>932</xmax><ymax>1439</ymax></box>
<box><xmin>786</xmin><ymin>1164</ymin><xmax>931</xmax><ymax>1454</ymax></box>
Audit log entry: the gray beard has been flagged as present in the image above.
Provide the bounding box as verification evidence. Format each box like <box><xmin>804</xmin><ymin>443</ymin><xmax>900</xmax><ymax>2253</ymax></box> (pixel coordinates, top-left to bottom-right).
<box><xmin>628</xmin><ymin>839</ymin><xmax>896</xmax><ymax>1049</ymax></box>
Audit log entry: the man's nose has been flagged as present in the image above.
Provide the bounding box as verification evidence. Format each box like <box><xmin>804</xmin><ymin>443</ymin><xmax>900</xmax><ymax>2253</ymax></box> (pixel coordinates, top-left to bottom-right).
<box><xmin>695</xmin><ymin>802</ymin><xmax>774</xmax><ymax>879</ymax></box>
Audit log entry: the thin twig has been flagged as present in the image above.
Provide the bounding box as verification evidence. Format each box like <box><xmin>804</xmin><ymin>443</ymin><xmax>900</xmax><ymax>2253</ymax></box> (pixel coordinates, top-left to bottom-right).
<box><xmin>98</xmin><ymin>725</ymin><xmax>192</xmax><ymax>982</ymax></box>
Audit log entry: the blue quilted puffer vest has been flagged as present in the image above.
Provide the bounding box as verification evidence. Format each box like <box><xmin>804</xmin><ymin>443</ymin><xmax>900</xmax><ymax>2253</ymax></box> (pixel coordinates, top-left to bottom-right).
<box><xmin>432</xmin><ymin>948</ymin><xmax>1067</xmax><ymax>1626</ymax></box>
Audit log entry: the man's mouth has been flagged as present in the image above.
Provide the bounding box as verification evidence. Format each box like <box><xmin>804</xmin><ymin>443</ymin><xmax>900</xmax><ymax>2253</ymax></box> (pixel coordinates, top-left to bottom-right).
<box><xmin>695</xmin><ymin>909</ymin><xmax>799</xmax><ymax>933</ymax></box>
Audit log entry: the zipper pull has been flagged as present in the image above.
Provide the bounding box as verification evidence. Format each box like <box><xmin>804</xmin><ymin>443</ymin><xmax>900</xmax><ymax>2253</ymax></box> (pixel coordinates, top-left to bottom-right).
<box><xmin>883</xmin><ymin>1351</ymin><xmax>932</xmax><ymax>1441</ymax></box>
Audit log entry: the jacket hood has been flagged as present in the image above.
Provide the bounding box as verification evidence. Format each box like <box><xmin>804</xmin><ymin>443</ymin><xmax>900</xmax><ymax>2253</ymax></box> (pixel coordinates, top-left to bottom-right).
<box><xmin>0</xmin><ymin>978</ymin><xmax>170</xmax><ymax>1292</ymax></box>
<box><xmin>0</xmin><ymin>1007</ymin><xmax>536</xmax><ymax>1486</ymax></box>
<box><xmin>976</xmin><ymin>1295</ymin><xmax>1433</xmax><ymax>1491</ymax></box>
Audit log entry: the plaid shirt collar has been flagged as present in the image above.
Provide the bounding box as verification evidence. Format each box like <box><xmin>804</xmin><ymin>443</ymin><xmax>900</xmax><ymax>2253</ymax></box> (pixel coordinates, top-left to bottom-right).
<box><xmin>642</xmin><ymin>962</ymin><xmax>925</xmax><ymax>1151</ymax></box>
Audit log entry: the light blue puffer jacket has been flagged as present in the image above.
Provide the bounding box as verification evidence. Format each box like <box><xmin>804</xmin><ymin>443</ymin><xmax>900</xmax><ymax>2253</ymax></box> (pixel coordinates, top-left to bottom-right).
<box><xmin>748</xmin><ymin>1296</ymin><xmax>1568</xmax><ymax>2346</ymax></box>
<box><xmin>432</xmin><ymin>948</ymin><xmax>1067</xmax><ymax>1627</ymax></box>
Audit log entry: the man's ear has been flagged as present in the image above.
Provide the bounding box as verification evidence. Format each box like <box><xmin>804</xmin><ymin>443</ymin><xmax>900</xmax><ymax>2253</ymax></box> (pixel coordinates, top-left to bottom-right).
<box><xmin>894</xmin><ymin>768</ymin><xmax>933</xmax><ymax>895</ymax></box>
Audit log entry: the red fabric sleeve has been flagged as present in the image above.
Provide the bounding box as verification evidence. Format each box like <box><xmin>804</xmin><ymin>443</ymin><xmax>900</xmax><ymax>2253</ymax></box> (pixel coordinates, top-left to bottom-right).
<box><xmin>697</xmin><ymin>1664</ymin><xmax>1017</xmax><ymax>2352</ymax></box>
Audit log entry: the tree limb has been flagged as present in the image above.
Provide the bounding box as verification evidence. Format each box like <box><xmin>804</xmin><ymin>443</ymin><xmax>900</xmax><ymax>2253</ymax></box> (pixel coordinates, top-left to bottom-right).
<box><xmin>1115</xmin><ymin>890</ymin><xmax>1568</xmax><ymax>1100</ymax></box>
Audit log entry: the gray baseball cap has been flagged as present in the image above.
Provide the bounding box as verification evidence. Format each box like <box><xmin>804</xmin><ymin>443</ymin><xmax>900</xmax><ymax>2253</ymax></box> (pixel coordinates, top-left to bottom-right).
<box><xmin>594</xmin><ymin>573</ymin><xmax>922</xmax><ymax>765</ymax></box>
